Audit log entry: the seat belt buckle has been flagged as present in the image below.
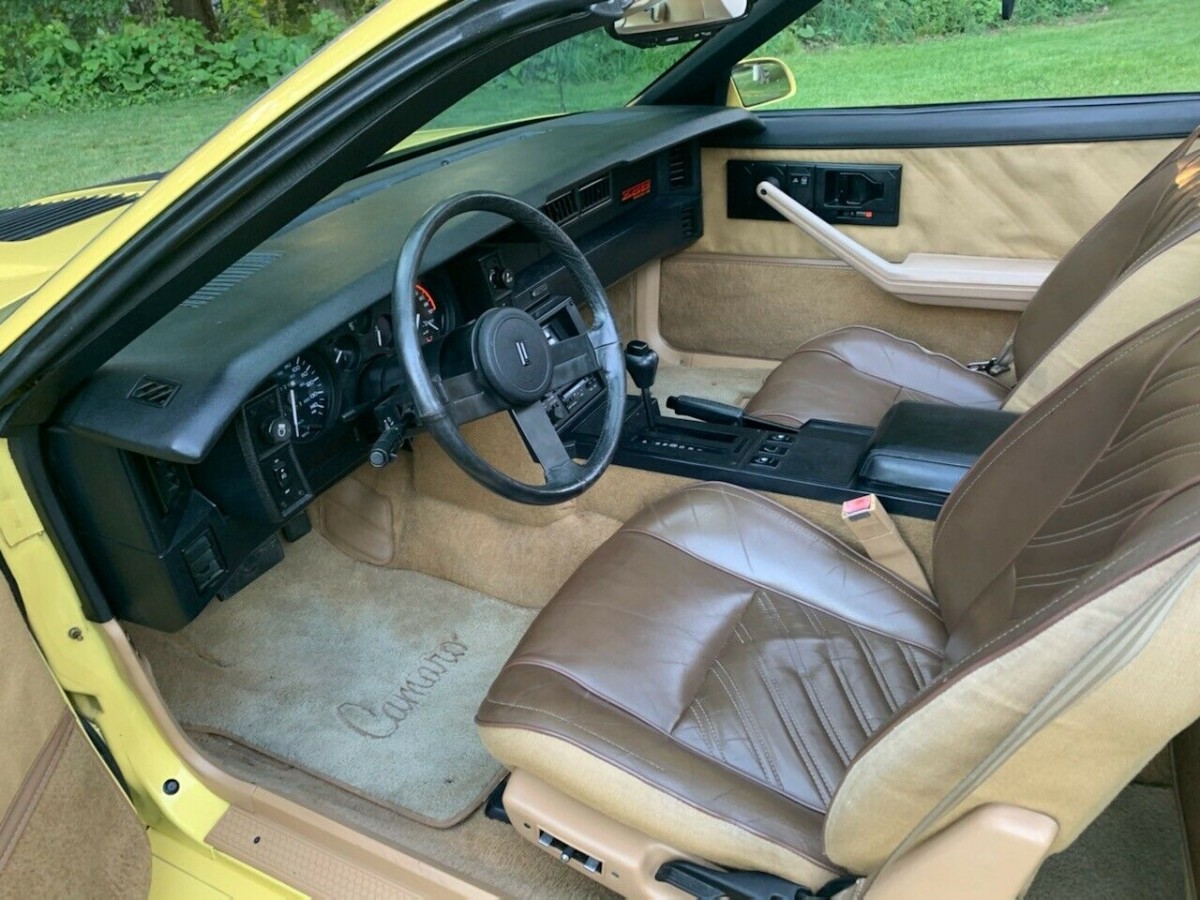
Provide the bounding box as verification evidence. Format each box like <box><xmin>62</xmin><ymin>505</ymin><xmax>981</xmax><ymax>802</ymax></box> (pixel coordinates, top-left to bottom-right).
<box><xmin>968</xmin><ymin>356</ymin><xmax>1012</xmax><ymax>377</ymax></box>
<box><xmin>841</xmin><ymin>493</ymin><xmax>876</xmax><ymax>522</ymax></box>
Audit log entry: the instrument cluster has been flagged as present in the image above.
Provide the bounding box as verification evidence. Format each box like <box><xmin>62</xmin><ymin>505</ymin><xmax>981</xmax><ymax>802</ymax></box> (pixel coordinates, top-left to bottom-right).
<box><xmin>263</xmin><ymin>279</ymin><xmax>455</xmax><ymax>444</ymax></box>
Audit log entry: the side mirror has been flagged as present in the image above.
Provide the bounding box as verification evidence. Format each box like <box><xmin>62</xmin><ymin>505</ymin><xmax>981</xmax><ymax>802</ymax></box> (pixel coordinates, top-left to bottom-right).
<box><xmin>611</xmin><ymin>0</ymin><xmax>750</xmax><ymax>47</ymax></box>
<box><xmin>728</xmin><ymin>57</ymin><xmax>796</xmax><ymax>110</ymax></box>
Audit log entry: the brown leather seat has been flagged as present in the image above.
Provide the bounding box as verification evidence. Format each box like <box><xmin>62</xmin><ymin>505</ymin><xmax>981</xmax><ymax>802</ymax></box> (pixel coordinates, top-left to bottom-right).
<box><xmin>743</xmin><ymin>127</ymin><xmax>1200</xmax><ymax>429</ymax></box>
<box><xmin>744</xmin><ymin>325</ymin><xmax>1008</xmax><ymax>428</ymax></box>
<box><xmin>479</xmin><ymin>297</ymin><xmax>1200</xmax><ymax>889</ymax></box>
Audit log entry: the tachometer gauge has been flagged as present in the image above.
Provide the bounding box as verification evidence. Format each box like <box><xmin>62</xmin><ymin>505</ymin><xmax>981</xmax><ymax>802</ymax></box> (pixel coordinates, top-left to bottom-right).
<box><xmin>273</xmin><ymin>355</ymin><xmax>332</xmax><ymax>441</ymax></box>
<box><xmin>415</xmin><ymin>283</ymin><xmax>447</xmax><ymax>345</ymax></box>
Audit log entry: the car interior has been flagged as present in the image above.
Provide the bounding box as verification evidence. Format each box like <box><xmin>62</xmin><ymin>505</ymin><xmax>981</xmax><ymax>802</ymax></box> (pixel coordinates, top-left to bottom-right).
<box><xmin>11</xmin><ymin>1</ymin><xmax>1200</xmax><ymax>897</ymax></box>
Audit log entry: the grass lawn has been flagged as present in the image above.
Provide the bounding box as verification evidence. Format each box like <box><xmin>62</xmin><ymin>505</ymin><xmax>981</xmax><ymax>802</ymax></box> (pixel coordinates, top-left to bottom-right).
<box><xmin>0</xmin><ymin>0</ymin><xmax>1195</xmax><ymax>209</ymax></box>
<box><xmin>773</xmin><ymin>0</ymin><xmax>1200</xmax><ymax>108</ymax></box>
<box><xmin>0</xmin><ymin>92</ymin><xmax>255</xmax><ymax>208</ymax></box>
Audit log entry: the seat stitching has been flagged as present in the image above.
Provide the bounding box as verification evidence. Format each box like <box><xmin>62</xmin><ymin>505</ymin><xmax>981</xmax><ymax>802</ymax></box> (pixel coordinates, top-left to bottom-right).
<box><xmin>1014</xmin><ymin>561</ymin><xmax>1093</xmax><ymax>584</ymax></box>
<box><xmin>1134</xmin><ymin>206</ymin><xmax>1200</xmax><ymax>264</ymax></box>
<box><xmin>827</xmin><ymin>654</ymin><xmax>874</xmax><ymax>737</ymax></box>
<box><xmin>847</xmin><ymin>625</ymin><xmax>900</xmax><ymax>713</ymax></box>
<box><xmin>710</xmin><ymin>658</ymin><xmax>784</xmax><ymax>788</ymax></box>
<box><xmin>689</xmin><ymin>697</ymin><xmax>724</xmax><ymax>761</ymax></box>
<box><xmin>948</xmin><ymin>505</ymin><xmax>1200</xmax><ymax>673</ymax></box>
<box><xmin>759</xmin><ymin>595</ymin><xmax>861</xmax><ymax>763</ymax></box>
<box><xmin>484</xmin><ymin>696</ymin><xmax>666</xmax><ymax>772</ymax></box>
<box><xmin>747</xmin><ymin>602</ymin><xmax>853</xmax><ymax>766</ymax></box>
<box><xmin>1143</xmin><ymin>366</ymin><xmax>1200</xmax><ymax>400</ymax></box>
<box><xmin>736</xmin><ymin>621</ymin><xmax>842</xmax><ymax>793</ymax></box>
<box><xmin>624</xmin><ymin>527</ymin><xmax>945</xmax><ymax>656</ymax></box>
<box><xmin>1103</xmin><ymin>404</ymin><xmax>1200</xmax><ymax>455</ymax></box>
<box><xmin>896</xmin><ymin>642</ymin><xmax>924</xmax><ymax>688</ymax></box>
<box><xmin>935</xmin><ymin>304</ymin><xmax>1200</xmax><ymax>554</ymax></box>
<box><xmin>1012</xmin><ymin>575</ymin><xmax>1081</xmax><ymax>591</ymax></box>
<box><xmin>1027</xmin><ymin>502</ymin><xmax>1147</xmax><ymax>546</ymax></box>
<box><xmin>666</xmin><ymin>484</ymin><xmax>941</xmax><ymax>613</ymax></box>
<box><xmin>490</xmin><ymin>669</ymin><xmax>833</xmax><ymax>817</ymax></box>
<box><xmin>1015</xmin><ymin>572</ymin><xmax>1091</xmax><ymax>589</ymax></box>
<box><xmin>1062</xmin><ymin>446</ymin><xmax>1200</xmax><ymax>507</ymax></box>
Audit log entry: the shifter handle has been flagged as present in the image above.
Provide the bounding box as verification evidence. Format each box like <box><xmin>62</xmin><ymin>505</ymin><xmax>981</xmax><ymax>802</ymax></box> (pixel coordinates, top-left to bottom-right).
<box><xmin>624</xmin><ymin>340</ymin><xmax>659</xmax><ymax>391</ymax></box>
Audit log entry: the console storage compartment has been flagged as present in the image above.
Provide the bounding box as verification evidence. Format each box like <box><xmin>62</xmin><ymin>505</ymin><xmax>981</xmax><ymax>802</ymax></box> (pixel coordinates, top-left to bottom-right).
<box><xmin>858</xmin><ymin>402</ymin><xmax>1019</xmax><ymax>496</ymax></box>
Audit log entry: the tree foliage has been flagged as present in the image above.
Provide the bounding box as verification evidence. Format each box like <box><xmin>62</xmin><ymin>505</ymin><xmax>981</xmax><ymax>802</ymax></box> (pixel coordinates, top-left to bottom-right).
<box><xmin>0</xmin><ymin>0</ymin><xmax>1108</xmax><ymax>116</ymax></box>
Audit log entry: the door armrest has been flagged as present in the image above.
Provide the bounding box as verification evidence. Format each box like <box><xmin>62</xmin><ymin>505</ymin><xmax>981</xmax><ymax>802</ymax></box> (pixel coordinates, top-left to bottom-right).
<box><xmin>756</xmin><ymin>180</ymin><xmax>1055</xmax><ymax>311</ymax></box>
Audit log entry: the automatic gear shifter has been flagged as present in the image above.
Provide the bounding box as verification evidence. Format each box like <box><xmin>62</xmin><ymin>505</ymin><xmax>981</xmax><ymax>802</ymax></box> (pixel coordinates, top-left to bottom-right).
<box><xmin>624</xmin><ymin>340</ymin><xmax>659</xmax><ymax>430</ymax></box>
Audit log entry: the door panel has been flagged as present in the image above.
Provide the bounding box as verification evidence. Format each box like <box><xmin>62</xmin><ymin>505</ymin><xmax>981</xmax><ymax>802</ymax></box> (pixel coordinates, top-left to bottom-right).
<box><xmin>0</xmin><ymin>579</ymin><xmax>150</xmax><ymax>898</ymax></box>
<box><xmin>656</xmin><ymin>98</ymin><xmax>1195</xmax><ymax>364</ymax></box>
<box><xmin>693</xmin><ymin>141</ymin><xmax>1176</xmax><ymax>262</ymax></box>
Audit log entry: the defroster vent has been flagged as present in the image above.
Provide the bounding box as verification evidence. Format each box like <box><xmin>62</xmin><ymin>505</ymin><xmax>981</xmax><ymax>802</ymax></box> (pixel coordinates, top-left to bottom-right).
<box><xmin>128</xmin><ymin>376</ymin><xmax>180</xmax><ymax>408</ymax></box>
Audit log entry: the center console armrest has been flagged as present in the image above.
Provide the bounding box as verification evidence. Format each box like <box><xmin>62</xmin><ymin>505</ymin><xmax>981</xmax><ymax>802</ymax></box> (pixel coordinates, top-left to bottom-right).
<box><xmin>858</xmin><ymin>402</ymin><xmax>1019</xmax><ymax>496</ymax></box>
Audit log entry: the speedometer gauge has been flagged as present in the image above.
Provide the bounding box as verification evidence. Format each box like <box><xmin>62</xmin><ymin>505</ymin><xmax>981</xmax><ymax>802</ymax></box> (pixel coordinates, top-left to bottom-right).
<box><xmin>273</xmin><ymin>355</ymin><xmax>332</xmax><ymax>441</ymax></box>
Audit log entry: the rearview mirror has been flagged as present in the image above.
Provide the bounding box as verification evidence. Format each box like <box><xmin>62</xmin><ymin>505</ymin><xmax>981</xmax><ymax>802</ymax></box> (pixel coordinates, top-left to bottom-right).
<box><xmin>611</xmin><ymin>0</ymin><xmax>750</xmax><ymax>47</ymax></box>
<box><xmin>729</xmin><ymin>57</ymin><xmax>796</xmax><ymax>109</ymax></box>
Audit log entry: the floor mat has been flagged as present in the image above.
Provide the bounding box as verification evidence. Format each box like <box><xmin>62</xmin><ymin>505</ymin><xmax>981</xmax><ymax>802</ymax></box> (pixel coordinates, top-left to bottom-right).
<box><xmin>1027</xmin><ymin>783</ymin><xmax>1187</xmax><ymax>898</ymax></box>
<box><xmin>126</xmin><ymin>534</ymin><xmax>535</xmax><ymax>827</ymax></box>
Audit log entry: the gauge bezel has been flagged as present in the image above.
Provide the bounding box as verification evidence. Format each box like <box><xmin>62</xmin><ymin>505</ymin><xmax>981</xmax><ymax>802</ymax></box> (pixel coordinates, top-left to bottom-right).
<box><xmin>415</xmin><ymin>282</ymin><xmax>453</xmax><ymax>345</ymax></box>
<box><xmin>272</xmin><ymin>353</ymin><xmax>337</xmax><ymax>443</ymax></box>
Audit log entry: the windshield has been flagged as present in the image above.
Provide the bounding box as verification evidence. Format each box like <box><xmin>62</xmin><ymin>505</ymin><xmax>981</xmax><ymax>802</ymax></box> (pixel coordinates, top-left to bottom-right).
<box><xmin>408</xmin><ymin>30</ymin><xmax>693</xmax><ymax>147</ymax></box>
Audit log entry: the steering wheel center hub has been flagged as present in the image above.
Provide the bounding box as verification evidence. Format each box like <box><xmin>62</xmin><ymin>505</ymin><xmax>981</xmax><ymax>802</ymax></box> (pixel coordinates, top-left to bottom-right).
<box><xmin>473</xmin><ymin>307</ymin><xmax>554</xmax><ymax>405</ymax></box>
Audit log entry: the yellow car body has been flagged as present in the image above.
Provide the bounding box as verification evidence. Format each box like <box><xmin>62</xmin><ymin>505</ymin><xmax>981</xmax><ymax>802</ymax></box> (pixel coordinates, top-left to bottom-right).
<box><xmin>0</xmin><ymin>2</ymin><xmax>456</xmax><ymax>895</ymax></box>
<box><xmin>2</xmin><ymin>1</ymin><xmax>1197</xmax><ymax>897</ymax></box>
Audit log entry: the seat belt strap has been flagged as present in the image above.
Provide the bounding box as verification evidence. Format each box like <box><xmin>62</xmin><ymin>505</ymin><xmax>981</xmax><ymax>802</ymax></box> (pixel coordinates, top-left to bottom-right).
<box><xmin>841</xmin><ymin>495</ymin><xmax>932</xmax><ymax>595</ymax></box>
<box><xmin>834</xmin><ymin>548</ymin><xmax>1200</xmax><ymax>900</ymax></box>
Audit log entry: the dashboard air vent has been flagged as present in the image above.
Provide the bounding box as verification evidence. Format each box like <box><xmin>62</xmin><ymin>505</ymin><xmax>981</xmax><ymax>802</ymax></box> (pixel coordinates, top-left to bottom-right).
<box><xmin>542</xmin><ymin>192</ymin><xmax>579</xmax><ymax>225</ymax></box>
<box><xmin>0</xmin><ymin>194</ymin><xmax>133</xmax><ymax>242</ymax></box>
<box><xmin>579</xmin><ymin>177</ymin><xmax>612</xmax><ymax>213</ymax></box>
<box><xmin>128</xmin><ymin>376</ymin><xmax>180</xmax><ymax>408</ymax></box>
<box><xmin>680</xmin><ymin>205</ymin><xmax>698</xmax><ymax>239</ymax></box>
<box><xmin>668</xmin><ymin>145</ymin><xmax>692</xmax><ymax>190</ymax></box>
<box><xmin>183</xmin><ymin>251</ymin><xmax>281</xmax><ymax>308</ymax></box>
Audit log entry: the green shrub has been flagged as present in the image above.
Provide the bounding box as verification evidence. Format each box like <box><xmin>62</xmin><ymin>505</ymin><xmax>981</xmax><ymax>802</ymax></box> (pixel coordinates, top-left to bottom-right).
<box><xmin>0</xmin><ymin>0</ymin><xmax>1110</xmax><ymax>117</ymax></box>
<box><xmin>0</xmin><ymin>11</ymin><xmax>338</xmax><ymax>115</ymax></box>
<box><xmin>772</xmin><ymin>0</ymin><xmax>1106</xmax><ymax>49</ymax></box>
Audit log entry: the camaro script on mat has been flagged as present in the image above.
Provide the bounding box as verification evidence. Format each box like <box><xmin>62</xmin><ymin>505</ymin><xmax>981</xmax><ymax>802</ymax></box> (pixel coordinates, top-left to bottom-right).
<box><xmin>336</xmin><ymin>636</ymin><xmax>469</xmax><ymax>738</ymax></box>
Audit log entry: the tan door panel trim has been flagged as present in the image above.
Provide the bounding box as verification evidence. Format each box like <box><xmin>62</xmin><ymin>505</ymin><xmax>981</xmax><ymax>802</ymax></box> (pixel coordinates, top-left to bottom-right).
<box><xmin>0</xmin><ymin>710</ymin><xmax>72</xmax><ymax>871</ymax></box>
<box><xmin>757</xmin><ymin>182</ymin><xmax>1051</xmax><ymax>310</ymax></box>
<box><xmin>634</xmin><ymin>259</ymin><xmax>778</xmax><ymax>368</ymax></box>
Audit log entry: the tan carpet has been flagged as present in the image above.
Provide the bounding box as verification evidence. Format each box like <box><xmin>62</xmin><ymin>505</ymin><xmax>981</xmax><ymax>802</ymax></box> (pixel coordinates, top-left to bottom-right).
<box><xmin>126</xmin><ymin>534</ymin><xmax>534</xmax><ymax>827</ymax></box>
<box><xmin>1027</xmin><ymin>783</ymin><xmax>1187</xmax><ymax>899</ymax></box>
<box><xmin>650</xmin><ymin>364</ymin><xmax>769</xmax><ymax>416</ymax></box>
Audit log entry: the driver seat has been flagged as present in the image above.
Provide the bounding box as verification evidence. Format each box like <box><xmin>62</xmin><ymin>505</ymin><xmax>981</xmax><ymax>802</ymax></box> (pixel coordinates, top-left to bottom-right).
<box><xmin>477</xmin><ymin>298</ymin><xmax>1200</xmax><ymax>895</ymax></box>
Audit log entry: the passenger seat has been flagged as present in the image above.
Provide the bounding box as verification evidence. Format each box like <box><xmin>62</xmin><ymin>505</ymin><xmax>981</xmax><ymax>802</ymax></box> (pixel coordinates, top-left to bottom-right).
<box><xmin>743</xmin><ymin>126</ymin><xmax>1200</xmax><ymax>428</ymax></box>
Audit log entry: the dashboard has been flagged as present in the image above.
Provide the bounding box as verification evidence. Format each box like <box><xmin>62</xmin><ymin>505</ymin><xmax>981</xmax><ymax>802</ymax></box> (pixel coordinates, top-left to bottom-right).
<box><xmin>46</xmin><ymin>105</ymin><xmax>760</xmax><ymax>630</ymax></box>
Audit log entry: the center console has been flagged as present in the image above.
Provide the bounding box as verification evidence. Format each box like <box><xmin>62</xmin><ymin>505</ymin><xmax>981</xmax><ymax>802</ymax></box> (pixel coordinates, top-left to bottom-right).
<box><xmin>563</xmin><ymin>345</ymin><xmax>1017</xmax><ymax>520</ymax></box>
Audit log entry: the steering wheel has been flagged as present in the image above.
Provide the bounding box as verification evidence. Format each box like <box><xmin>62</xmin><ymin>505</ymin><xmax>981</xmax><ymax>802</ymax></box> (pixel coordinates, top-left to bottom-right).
<box><xmin>392</xmin><ymin>192</ymin><xmax>625</xmax><ymax>505</ymax></box>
